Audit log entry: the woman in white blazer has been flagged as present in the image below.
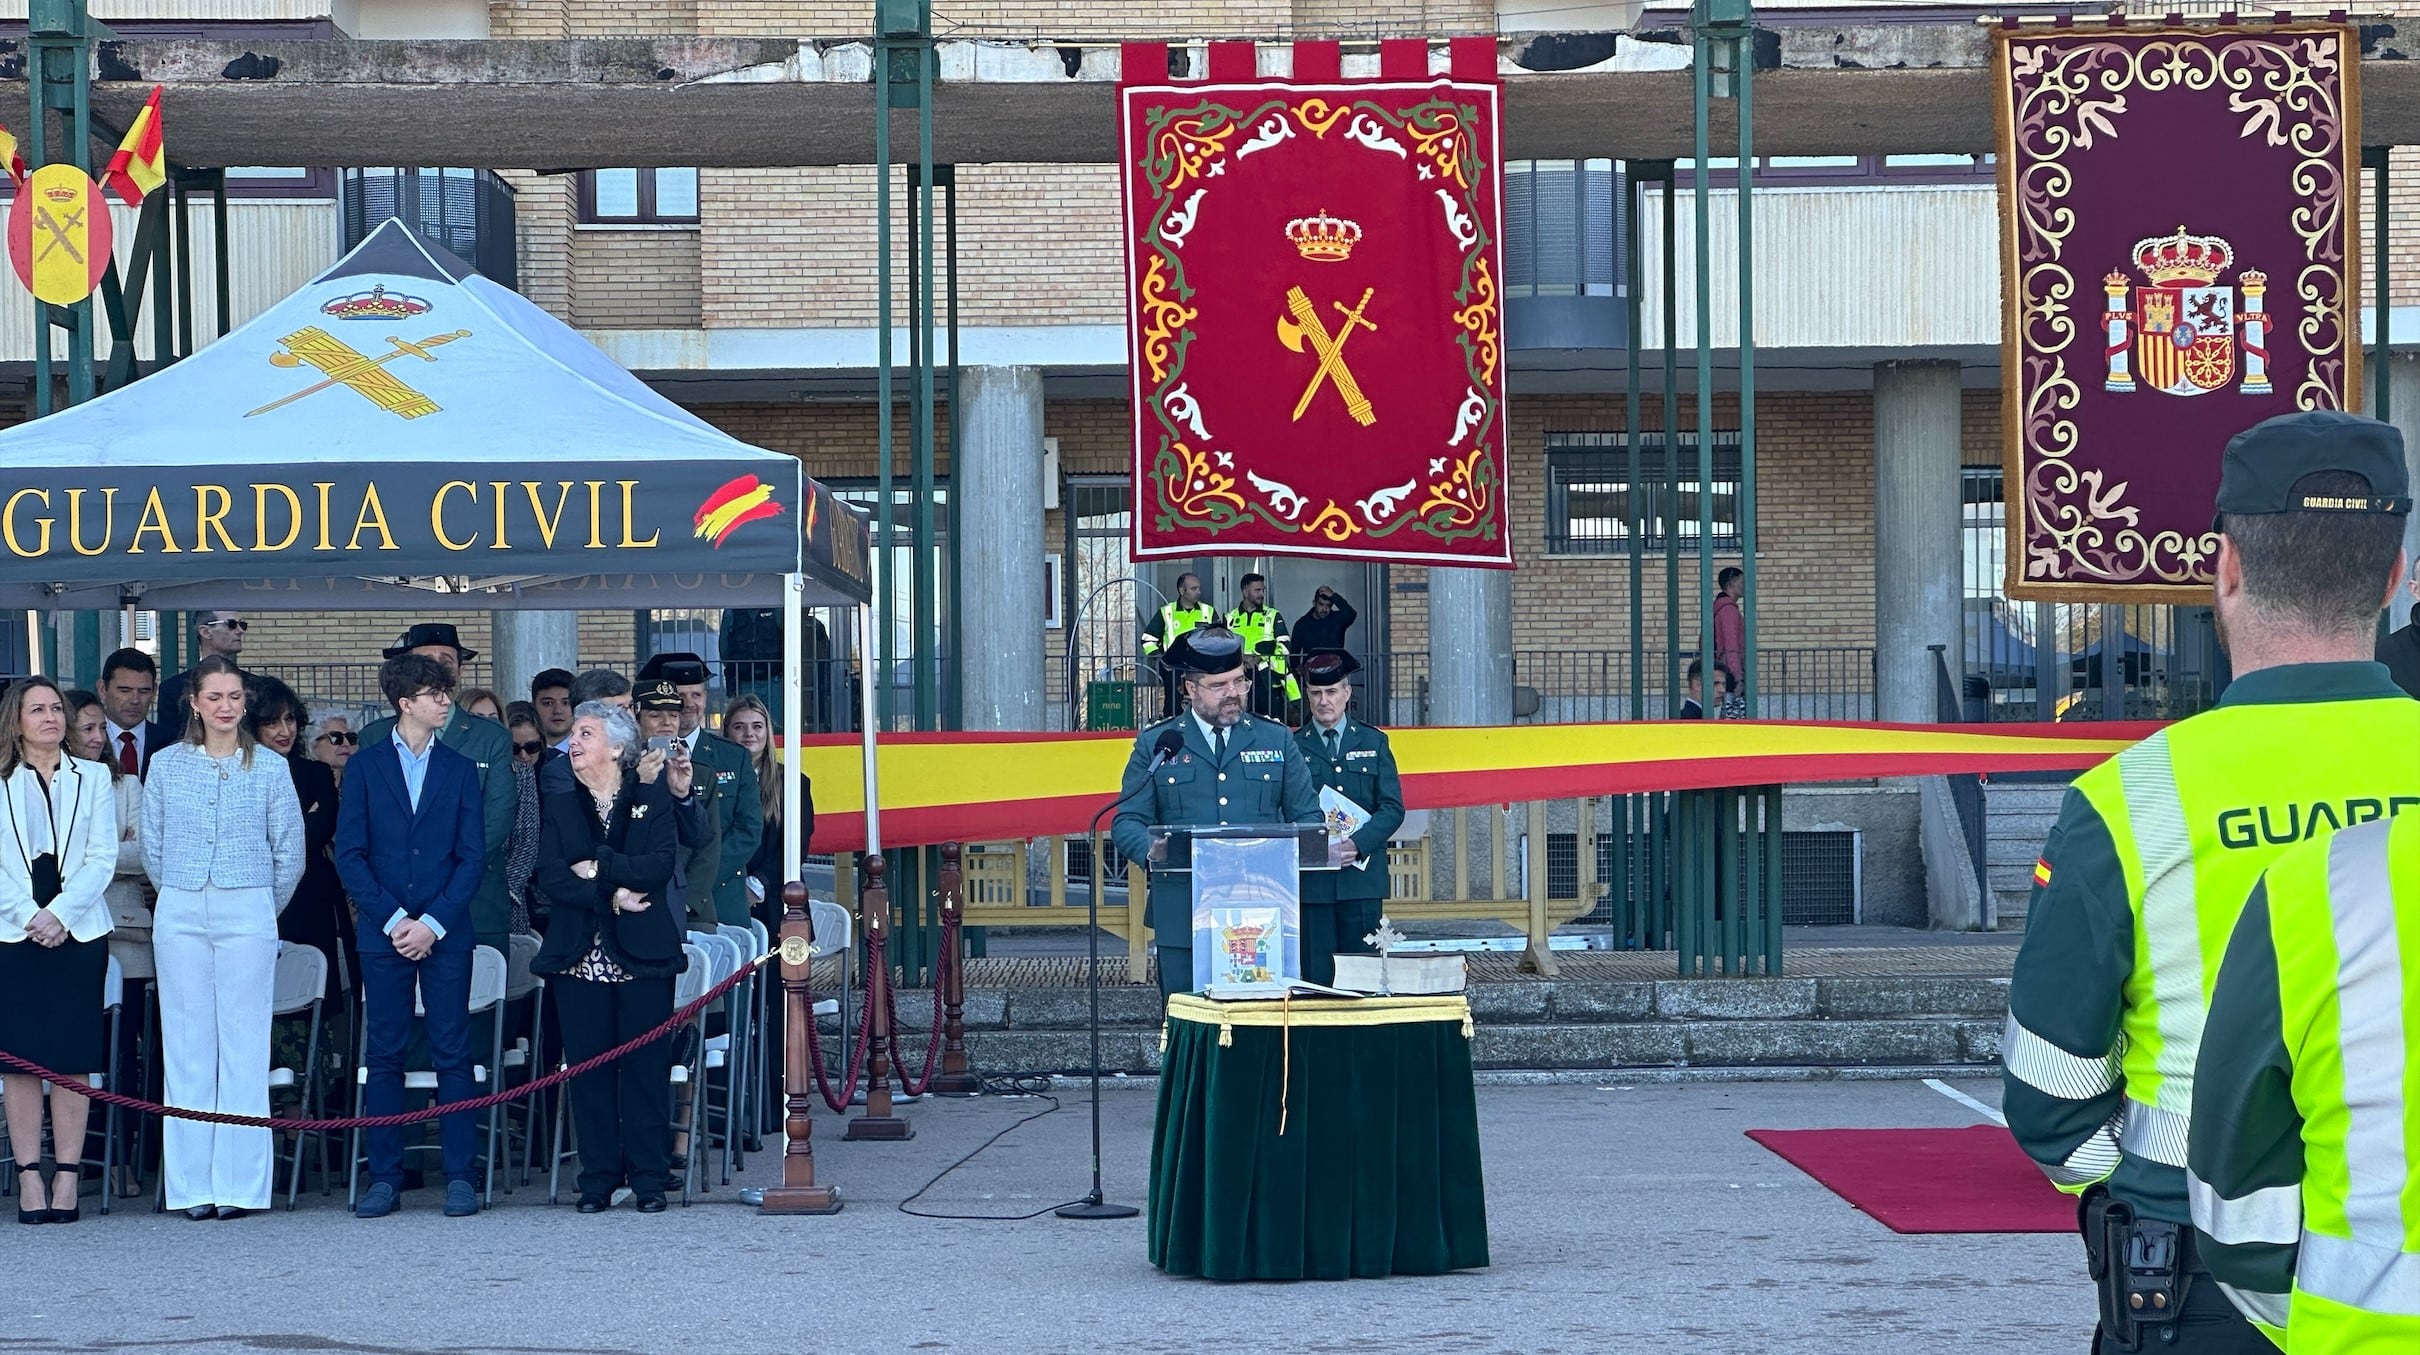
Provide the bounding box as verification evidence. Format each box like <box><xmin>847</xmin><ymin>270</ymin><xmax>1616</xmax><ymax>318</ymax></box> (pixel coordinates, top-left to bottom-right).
<box><xmin>142</xmin><ymin>655</ymin><xmax>304</xmax><ymax>1221</ymax></box>
<box><xmin>0</xmin><ymin>677</ymin><xmax>119</xmax><ymax>1225</ymax></box>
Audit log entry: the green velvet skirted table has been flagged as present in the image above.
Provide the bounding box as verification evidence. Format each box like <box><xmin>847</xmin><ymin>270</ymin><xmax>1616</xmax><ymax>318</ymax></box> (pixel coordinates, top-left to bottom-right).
<box><xmin>1147</xmin><ymin>993</ymin><xmax>1491</xmax><ymax>1281</ymax></box>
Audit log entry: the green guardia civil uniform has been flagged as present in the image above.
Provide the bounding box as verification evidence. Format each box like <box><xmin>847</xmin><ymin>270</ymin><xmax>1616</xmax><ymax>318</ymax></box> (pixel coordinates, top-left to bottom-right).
<box><xmin>2003</xmin><ymin>662</ymin><xmax>2420</xmax><ymax>1226</ymax></box>
<box><xmin>690</xmin><ymin>727</ymin><xmax>763</xmax><ymax>926</ymax></box>
<box><xmin>1112</xmin><ymin>711</ymin><xmax>1321</xmax><ymax>999</ymax></box>
<box><xmin>2190</xmin><ymin>813</ymin><xmax>2420</xmax><ymax>1352</ymax></box>
<box><xmin>1294</xmin><ymin>715</ymin><xmax>1405</xmax><ymax>986</ymax></box>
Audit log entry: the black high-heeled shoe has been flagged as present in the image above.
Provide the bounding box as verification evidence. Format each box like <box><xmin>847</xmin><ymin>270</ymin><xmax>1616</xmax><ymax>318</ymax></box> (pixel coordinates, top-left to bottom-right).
<box><xmin>47</xmin><ymin>1171</ymin><xmax>82</xmax><ymax>1223</ymax></box>
<box><xmin>183</xmin><ymin>1203</ymin><xmax>217</xmax><ymax>1221</ymax></box>
<box><xmin>16</xmin><ymin>1169</ymin><xmax>46</xmax><ymax>1225</ymax></box>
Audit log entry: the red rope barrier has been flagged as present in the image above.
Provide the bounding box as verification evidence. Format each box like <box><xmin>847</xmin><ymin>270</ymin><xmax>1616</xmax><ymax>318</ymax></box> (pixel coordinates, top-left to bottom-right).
<box><xmin>799</xmin><ymin>930</ymin><xmax>880</xmax><ymax>1112</ymax></box>
<box><xmin>0</xmin><ymin>954</ymin><xmax>769</xmax><ymax>1133</ymax></box>
<box><xmin>892</xmin><ymin>906</ymin><xmax>954</xmax><ymax>1097</ymax></box>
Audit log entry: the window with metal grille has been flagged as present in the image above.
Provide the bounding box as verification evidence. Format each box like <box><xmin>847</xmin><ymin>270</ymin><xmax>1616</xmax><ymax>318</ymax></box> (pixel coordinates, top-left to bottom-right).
<box><xmin>1544</xmin><ymin>431</ymin><xmax>1744</xmax><ymax>554</ymax></box>
<box><xmin>1066</xmin><ymin>479</ymin><xmax>1140</xmax><ymax>693</ymax></box>
<box><xmin>340</xmin><ymin>167</ymin><xmax>518</xmax><ymax>287</ymax></box>
<box><xmin>580</xmin><ymin>168</ymin><xmax>700</xmax><ymax>225</ymax></box>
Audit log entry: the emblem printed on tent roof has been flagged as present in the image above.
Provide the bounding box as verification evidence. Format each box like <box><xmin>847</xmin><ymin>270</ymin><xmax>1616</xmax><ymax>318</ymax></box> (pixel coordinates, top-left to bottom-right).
<box><xmin>322</xmin><ymin>285</ymin><xmax>432</xmax><ymax>322</ymax></box>
<box><xmin>248</xmin><ymin>326</ymin><xmax>471</xmax><ymax>420</ymax></box>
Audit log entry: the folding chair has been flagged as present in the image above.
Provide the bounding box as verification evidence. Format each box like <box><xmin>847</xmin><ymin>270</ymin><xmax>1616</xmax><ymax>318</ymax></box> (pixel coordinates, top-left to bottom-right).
<box><xmin>714</xmin><ymin>922</ymin><xmax>761</xmax><ymax>1174</ymax></box>
<box><xmin>499</xmin><ymin>932</ymin><xmax>545</xmax><ymax>1190</ymax></box>
<box><xmin>266</xmin><ymin>942</ymin><xmax>330</xmax><ymax>1208</ymax></box>
<box><xmin>668</xmin><ymin>941</ymin><xmax>714</xmax><ymax>1206</ymax></box>
<box><xmin>346</xmin><ymin>944</ymin><xmax>508</xmax><ymax>1209</ymax></box>
<box><xmin>682</xmin><ymin>931</ymin><xmax>746</xmax><ymax>1195</ymax></box>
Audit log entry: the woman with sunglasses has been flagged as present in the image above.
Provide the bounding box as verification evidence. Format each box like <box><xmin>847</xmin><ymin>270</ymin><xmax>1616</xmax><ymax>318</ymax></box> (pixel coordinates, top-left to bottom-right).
<box><xmin>307</xmin><ymin>713</ymin><xmax>360</xmax><ymax>785</ymax></box>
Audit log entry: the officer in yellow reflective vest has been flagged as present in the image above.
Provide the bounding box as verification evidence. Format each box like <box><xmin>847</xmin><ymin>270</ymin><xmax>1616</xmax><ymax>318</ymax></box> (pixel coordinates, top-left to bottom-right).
<box><xmin>1140</xmin><ymin>572</ymin><xmax>1218</xmax><ymax>720</ymax></box>
<box><xmin>2190</xmin><ymin>813</ymin><xmax>2420</xmax><ymax>1352</ymax></box>
<box><xmin>2003</xmin><ymin>410</ymin><xmax>2418</xmax><ymax>1354</ymax></box>
<box><xmin>1228</xmin><ymin>572</ymin><xmax>1299</xmax><ymax>720</ymax></box>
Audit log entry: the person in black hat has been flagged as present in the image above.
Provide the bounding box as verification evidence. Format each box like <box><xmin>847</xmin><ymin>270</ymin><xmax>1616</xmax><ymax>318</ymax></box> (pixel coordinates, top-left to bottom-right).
<box><xmin>358</xmin><ymin>622</ymin><xmax>517</xmax><ymax>955</ymax></box>
<box><xmin>638</xmin><ymin>653</ymin><xmax>761</xmax><ymax>929</ymax></box>
<box><xmin>1110</xmin><ymin>626</ymin><xmax>1321</xmax><ymax>998</ymax></box>
<box><xmin>2004</xmin><ymin>408</ymin><xmax>2417</xmax><ymax>1355</ymax></box>
<box><xmin>631</xmin><ymin>677</ymin><xmax>721</xmax><ymax>933</ymax></box>
<box><xmin>1292</xmin><ymin>651</ymin><xmax>1404</xmax><ymax>987</ymax></box>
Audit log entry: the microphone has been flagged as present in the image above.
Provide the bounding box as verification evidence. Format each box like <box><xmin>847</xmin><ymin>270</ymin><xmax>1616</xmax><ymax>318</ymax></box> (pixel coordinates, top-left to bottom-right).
<box><xmin>1058</xmin><ymin>721</ymin><xmax>1186</xmax><ymax>1221</ymax></box>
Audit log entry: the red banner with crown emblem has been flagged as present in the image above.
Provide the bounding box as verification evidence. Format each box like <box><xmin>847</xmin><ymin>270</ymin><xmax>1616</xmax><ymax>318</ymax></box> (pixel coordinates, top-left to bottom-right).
<box><xmin>1118</xmin><ymin>39</ymin><xmax>1513</xmax><ymax>568</ymax></box>
<box><xmin>1994</xmin><ymin>21</ymin><xmax>2362</xmax><ymax>601</ymax></box>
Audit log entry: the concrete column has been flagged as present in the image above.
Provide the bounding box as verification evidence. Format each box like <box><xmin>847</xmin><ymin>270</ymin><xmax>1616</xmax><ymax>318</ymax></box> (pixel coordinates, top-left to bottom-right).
<box><xmin>957</xmin><ymin>365</ymin><xmax>1047</xmax><ymax>730</ymax></box>
<box><xmin>1872</xmin><ymin>360</ymin><xmax>1966</xmax><ymax>724</ymax></box>
<box><xmin>1426</xmin><ymin>566</ymin><xmax>1512</xmax><ymax>725</ymax></box>
<box><xmin>491</xmin><ymin>611</ymin><xmax>580</xmax><ymax>710</ymax></box>
<box><xmin>2370</xmin><ymin>351</ymin><xmax>2420</xmax><ymax>577</ymax></box>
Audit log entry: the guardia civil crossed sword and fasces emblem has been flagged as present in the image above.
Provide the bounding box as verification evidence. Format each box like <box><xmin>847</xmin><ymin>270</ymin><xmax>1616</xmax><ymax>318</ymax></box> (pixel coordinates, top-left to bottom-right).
<box><xmin>2100</xmin><ymin>227</ymin><xmax>2275</xmax><ymax>397</ymax></box>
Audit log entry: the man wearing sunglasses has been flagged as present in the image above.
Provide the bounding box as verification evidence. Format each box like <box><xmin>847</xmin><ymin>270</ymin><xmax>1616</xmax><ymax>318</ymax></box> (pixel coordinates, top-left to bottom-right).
<box><xmin>157</xmin><ymin>611</ymin><xmax>252</xmax><ymax>722</ymax></box>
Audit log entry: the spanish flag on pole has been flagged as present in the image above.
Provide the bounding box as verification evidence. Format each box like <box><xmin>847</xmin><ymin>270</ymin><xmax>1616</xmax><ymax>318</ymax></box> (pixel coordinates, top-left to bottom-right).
<box><xmin>103</xmin><ymin>86</ymin><xmax>165</xmax><ymax>207</ymax></box>
<box><xmin>0</xmin><ymin>122</ymin><xmax>24</xmax><ymax>185</ymax></box>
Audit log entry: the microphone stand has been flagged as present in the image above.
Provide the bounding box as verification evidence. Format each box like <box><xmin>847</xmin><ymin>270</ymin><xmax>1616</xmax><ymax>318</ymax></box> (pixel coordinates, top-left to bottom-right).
<box><xmin>1057</xmin><ymin>736</ymin><xmax>1179</xmax><ymax>1221</ymax></box>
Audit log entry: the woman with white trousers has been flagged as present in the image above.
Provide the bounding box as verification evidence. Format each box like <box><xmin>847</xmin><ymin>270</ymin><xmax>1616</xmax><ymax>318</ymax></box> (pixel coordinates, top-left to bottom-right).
<box><xmin>142</xmin><ymin>656</ymin><xmax>304</xmax><ymax>1220</ymax></box>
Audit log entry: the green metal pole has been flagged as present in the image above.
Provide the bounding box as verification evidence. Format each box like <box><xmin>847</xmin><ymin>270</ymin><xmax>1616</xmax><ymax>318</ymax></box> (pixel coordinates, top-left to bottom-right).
<box><xmin>1735</xmin><ymin>39</ymin><xmax>1758</xmax><ymax>718</ymax></box>
<box><xmin>1692</xmin><ymin>29</ymin><xmax>1717</xmax><ymax>724</ymax></box>
<box><xmin>65</xmin><ymin>15</ymin><xmax>93</xmax><ymax>406</ymax></box>
<box><xmin>913</xmin><ymin>45</ymin><xmax>938</xmax><ymax>737</ymax></box>
<box><xmin>1661</xmin><ymin>167</ymin><xmax>1680</xmax><ymax>716</ymax></box>
<box><xmin>1624</xmin><ymin>164</ymin><xmax>1646</xmax><ymax>724</ymax></box>
<box><xmin>2374</xmin><ymin>145</ymin><xmax>2390</xmax><ymax>423</ymax></box>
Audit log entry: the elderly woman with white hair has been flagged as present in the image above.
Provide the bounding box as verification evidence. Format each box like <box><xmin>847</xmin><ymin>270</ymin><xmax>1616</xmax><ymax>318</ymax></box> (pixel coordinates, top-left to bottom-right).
<box><xmin>532</xmin><ymin>700</ymin><xmax>700</xmax><ymax>1214</ymax></box>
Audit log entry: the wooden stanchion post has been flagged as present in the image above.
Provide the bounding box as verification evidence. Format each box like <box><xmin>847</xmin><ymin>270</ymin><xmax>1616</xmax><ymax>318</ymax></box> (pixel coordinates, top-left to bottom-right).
<box><xmin>845</xmin><ymin>852</ymin><xmax>914</xmax><ymax>1140</ymax></box>
<box><xmin>757</xmin><ymin>881</ymin><xmax>841</xmax><ymax>1214</ymax></box>
<box><xmin>931</xmin><ymin>841</ymin><xmax>980</xmax><ymax>1096</ymax></box>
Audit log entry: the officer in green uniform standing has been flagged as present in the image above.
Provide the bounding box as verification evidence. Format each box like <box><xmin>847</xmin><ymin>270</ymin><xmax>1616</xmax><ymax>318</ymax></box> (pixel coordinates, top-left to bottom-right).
<box><xmin>642</xmin><ymin>651</ymin><xmax>764</xmax><ymax>927</ymax></box>
<box><xmin>2003</xmin><ymin>410</ymin><xmax>2418</xmax><ymax>1354</ymax></box>
<box><xmin>1293</xmin><ymin>651</ymin><xmax>1405</xmax><ymax>986</ymax></box>
<box><xmin>1229</xmin><ymin>572</ymin><xmax>1299</xmax><ymax>721</ymax></box>
<box><xmin>1141</xmin><ymin>573</ymin><xmax>1219</xmax><ymax>720</ymax></box>
<box><xmin>2189</xmin><ymin>812</ymin><xmax>2420</xmax><ymax>1351</ymax></box>
<box><xmin>1112</xmin><ymin>626</ymin><xmax>1320</xmax><ymax>999</ymax></box>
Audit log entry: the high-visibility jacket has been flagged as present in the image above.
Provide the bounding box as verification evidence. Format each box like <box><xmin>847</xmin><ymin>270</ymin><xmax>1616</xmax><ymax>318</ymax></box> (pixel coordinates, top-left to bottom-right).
<box><xmin>1141</xmin><ymin>602</ymin><xmax>1217</xmax><ymax>660</ymax></box>
<box><xmin>2190</xmin><ymin>813</ymin><xmax>2420</xmax><ymax>1351</ymax></box>
<box><xmin>2004</xmin><ymin>662</ymin><xmax>2420</xmax><ymax>1225</ymax></box>
<box><xmin>1229</xmin><ymin>605</ymin><xmax>1299</xmax><ymax>699</ymax></box>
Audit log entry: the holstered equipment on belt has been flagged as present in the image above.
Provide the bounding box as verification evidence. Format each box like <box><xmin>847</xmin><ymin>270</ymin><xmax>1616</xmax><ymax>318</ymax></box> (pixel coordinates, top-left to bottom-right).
<box><xmin>2082</xmin><ymin>1189</ymin><xmax>2195</xmax><ymax>1351</ymax></box>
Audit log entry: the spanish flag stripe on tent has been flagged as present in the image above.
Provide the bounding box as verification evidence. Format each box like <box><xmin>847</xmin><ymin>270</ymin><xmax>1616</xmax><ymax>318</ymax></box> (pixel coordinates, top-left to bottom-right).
<box><xmin>783</xmin><ymin>719</ymin><xmax>2155</xmax><ymax>852</ymax></box>
<box><xmin>103</xmin><ymin>86</ymin><xmax>165</xmax><ymax>208</ymax></box>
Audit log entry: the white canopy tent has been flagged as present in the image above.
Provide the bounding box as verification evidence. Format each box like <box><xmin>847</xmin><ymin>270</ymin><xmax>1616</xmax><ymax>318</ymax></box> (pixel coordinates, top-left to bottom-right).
<box><xmin>0</xmin><ymin>218</ymin><xmax>884</xmax><ymax>871</ymax></box>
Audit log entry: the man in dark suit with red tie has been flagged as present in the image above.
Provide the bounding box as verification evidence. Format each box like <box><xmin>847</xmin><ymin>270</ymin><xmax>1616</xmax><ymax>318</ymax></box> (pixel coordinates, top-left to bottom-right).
<box><xmin>98</xmin><ymin>648</ymin><xmax>178</xmax><ymax>778</ymax></box>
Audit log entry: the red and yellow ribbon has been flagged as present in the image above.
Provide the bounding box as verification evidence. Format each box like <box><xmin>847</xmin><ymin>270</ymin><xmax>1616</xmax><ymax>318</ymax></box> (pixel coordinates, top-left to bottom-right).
<box><xmin>792</xmin><ymin>719</ymin><xmax>2155</xmax><ymax>853</ymax></box>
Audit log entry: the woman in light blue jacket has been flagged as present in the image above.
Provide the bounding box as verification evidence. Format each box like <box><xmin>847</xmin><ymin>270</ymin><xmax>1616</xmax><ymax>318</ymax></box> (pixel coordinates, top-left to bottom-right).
<box><xmin>142</xmin><ymin>656</ymin><xmax>304</xmax><ymax>1221</ymax></box>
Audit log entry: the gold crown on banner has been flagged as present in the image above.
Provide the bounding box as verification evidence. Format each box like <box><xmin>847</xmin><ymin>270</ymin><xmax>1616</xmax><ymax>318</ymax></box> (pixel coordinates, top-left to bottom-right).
<box><xmin>1286</xmin><ymin>210</ymin><xmax>1362</xmax><ymax>263</ymax></box>
<box><xmin>40</xmin><ymin>183</ymin><xmax>80</xmax><ymax>204</ymax></box>
<box><xmin>2133</xmin><ymin>226</ymin><xmax>2234</xmax><ymax>286</ymax></box>
<box><xmin>320</xmin><ymin>285</ymin><xmax>433</xmax><ymax>321</ymax></box>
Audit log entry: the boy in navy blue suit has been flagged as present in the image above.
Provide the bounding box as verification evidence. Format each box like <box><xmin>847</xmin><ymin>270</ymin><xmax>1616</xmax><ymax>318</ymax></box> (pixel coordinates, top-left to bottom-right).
<box><xmin>336</xmin><ymin>654</ymin><xmax>489</xmax><ymax>1219</ymax></box>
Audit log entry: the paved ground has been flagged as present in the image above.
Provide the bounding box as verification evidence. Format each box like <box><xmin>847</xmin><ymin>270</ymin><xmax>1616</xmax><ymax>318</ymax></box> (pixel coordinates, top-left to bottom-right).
<box><xmin>6</xmin><ymin>1076</ymin><xmax>2091</xmax><ymax>1354</ymax></box>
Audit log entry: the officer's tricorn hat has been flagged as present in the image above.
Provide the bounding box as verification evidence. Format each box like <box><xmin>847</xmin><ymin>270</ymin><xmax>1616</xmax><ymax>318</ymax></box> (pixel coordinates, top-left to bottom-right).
<box><xmin>2216</xmin><ymin>410</ymin><xmax>2413</xmax><ymax>525</ymax></box>
<box><xmin>1170</xmin><ymin>626</ymin><xmax>1246</xmax><ymax>676</ymax></box>
<box><xmin>1300</xmin><ymin>650</ymin><xmax>1361</xmax><ymax>688</ymax></box>
<box><xmin>638</xmin><ymin>651</ymin><xmax>712</xmax><ymax>686</ymax></box>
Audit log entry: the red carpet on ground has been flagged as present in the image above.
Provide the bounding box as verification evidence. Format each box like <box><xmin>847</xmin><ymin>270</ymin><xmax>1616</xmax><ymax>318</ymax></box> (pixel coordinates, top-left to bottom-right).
<box><xmin>1745</xmin><ymin>1126</ymin><xmax>2078</xmax><ymax>1234</ymax></box>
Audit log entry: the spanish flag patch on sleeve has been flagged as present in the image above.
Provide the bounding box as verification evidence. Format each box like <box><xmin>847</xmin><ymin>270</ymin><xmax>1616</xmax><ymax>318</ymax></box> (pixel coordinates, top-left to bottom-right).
<box><xmin>2033</xmin><ymin>859</ymin><xmax>2054</xmax><ymax>888</ymax></box>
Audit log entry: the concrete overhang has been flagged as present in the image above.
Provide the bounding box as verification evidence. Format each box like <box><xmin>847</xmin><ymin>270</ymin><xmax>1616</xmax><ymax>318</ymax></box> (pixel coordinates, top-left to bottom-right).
<box><xmin>12</xmin><ymin>20</ymin><xmax>2420</xmax><ymax>168</ymax></box>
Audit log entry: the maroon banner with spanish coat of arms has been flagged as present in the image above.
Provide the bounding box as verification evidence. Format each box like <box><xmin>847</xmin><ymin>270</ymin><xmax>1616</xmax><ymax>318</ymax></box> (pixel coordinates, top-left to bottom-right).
<box><xmin>1119</xmin><ymin>39</ymin><xmax>1513</xmax><ymax>568</ymax></box>
<box><xmin>1995</xmin><ymin>21</ymin><xmax>2362</xmax><ymax>602</ymax></box>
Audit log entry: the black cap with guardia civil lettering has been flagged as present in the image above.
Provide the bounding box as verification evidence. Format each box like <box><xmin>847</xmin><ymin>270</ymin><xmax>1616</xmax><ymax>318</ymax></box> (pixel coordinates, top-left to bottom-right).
<box><xmin>2216</xmin><ymin>410</ymin><xmax>2412</xmax><ymax>522</ymax></box>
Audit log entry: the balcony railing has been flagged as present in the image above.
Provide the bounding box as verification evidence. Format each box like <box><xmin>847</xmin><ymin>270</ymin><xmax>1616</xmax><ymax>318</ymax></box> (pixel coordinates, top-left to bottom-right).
<box><xmin>341</xmin><ymin>168</ymin><xmax>517</xmax><ymax>286</ymax></box>
<box><xmin>1379</xmin><ymin>647</ymin><xmax>1878</xmax><ymax>726</ymax></box>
